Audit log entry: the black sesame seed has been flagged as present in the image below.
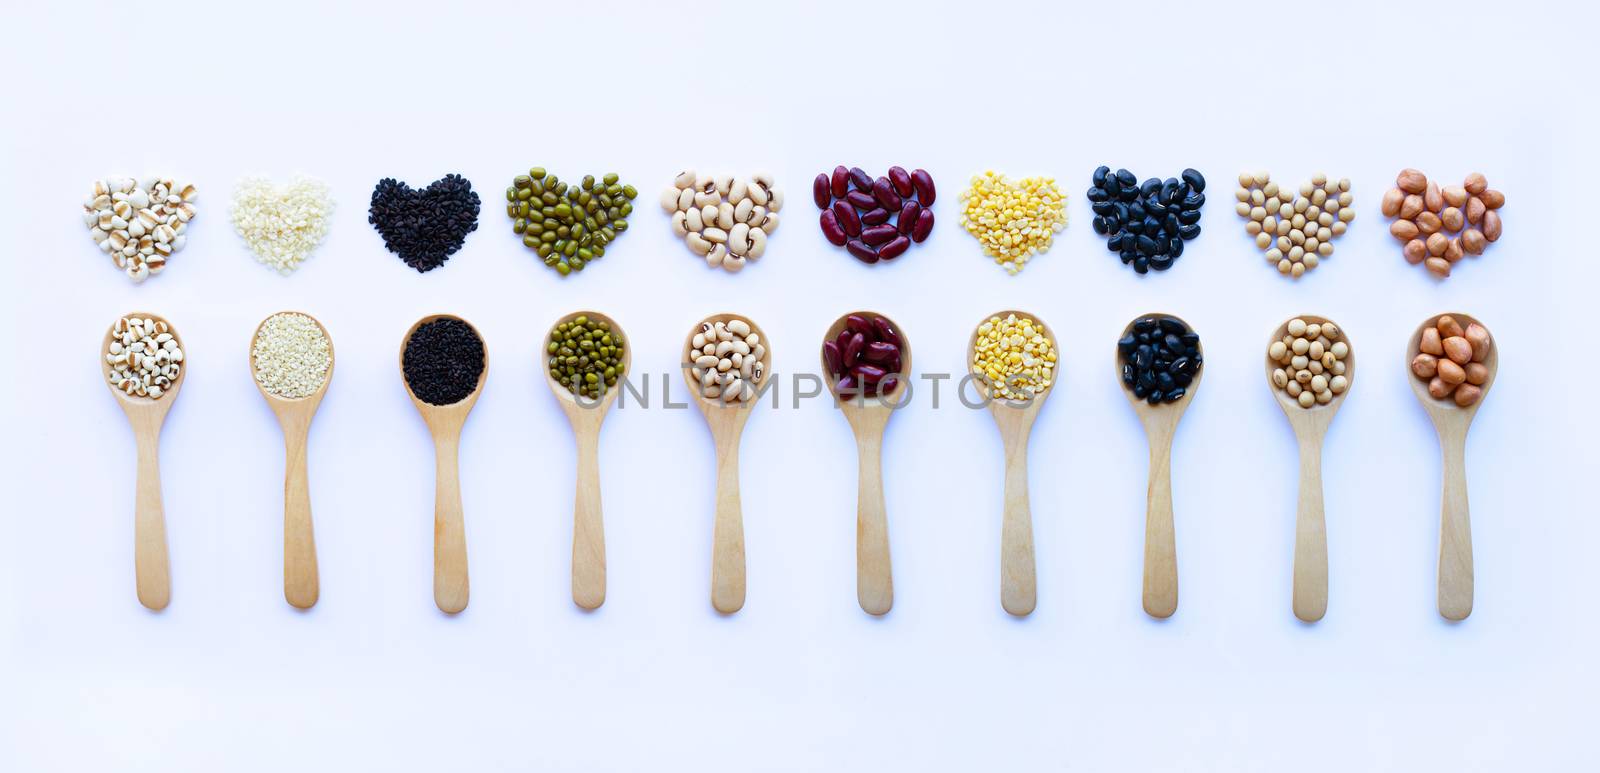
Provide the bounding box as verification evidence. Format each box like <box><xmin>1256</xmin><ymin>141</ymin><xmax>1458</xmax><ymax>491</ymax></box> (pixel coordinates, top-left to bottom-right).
<box><xmin>369</xmin><ymin>174</ymin><xmax>482</xmax><ymax>273</ymax></box>
<box><xmin>403</xmin><ymin>318</ymin><xmax>486</xmax><ymax>405</ymax></box>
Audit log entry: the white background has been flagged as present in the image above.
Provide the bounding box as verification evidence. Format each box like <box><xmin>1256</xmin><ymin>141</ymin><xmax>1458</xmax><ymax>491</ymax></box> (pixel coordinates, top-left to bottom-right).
<box><xmin>2</xmin><ymin>1</ymin><xmax>1595</xmax><ymax>770</ymax></box>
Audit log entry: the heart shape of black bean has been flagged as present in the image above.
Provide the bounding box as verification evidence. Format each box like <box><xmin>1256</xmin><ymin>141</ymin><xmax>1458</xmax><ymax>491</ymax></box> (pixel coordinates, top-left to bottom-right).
<box><xmin>368</xmin><ymin>174</ymin><xmax>482</xmax><ymax>273</ymax></box>
<box><xmin>1087</xmin><ymin>167</ymin><xmax>1205</xmax><ymax>275</ymax></box>
<box><xmin>813</xmin><ymin>166</ymin><xmax>935</xmax><ymax>264</ymax></box>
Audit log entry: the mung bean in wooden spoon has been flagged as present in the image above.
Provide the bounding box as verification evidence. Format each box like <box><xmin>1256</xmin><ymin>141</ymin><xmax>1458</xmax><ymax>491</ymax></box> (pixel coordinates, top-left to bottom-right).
<box><xmin>822</xmin><ymin>311</ymin><xmax>912</xmax><ymax>615</ymax></box>
<box><xmin>1265</xmin><ymin>315</ymin><xmax>1354</xmax><ymax>622</ymax></box>
<box><xmin>1407</xmin><ymin>313</ymin><xmax>1497</xmax><ymax>620</ymax></box>
<box><xmin>1115</xmin><ymin>314</ymin><xmax>1203</xmax><ymax>619</ymax></box>
<box><xmin>250</xmin><ymin>311</ymin><xmax>334</xmax><ymax>609</ymax></box>
<box><xmin>102</xmin><ymin>312</ymin><xmax>186</xmax><ymax>610</ymax></box>
<box><xmin>683</xmin><ymin>313</ymin><xmax>771</xmax><ymax>614</ymax></box>
<box><xmin>544</xmin><ymin>311</ymin><xmax>631</xmax><ymax>610</ymax></box>
<box><xmin>968</xmin><ymin>311</ymin><xmax>1058</xmax><ymax>616</ymax></box>
<box><xmin>401</xmin><ymin>314</ymin><xmax>487</xmax><ymax>614</ymax></box>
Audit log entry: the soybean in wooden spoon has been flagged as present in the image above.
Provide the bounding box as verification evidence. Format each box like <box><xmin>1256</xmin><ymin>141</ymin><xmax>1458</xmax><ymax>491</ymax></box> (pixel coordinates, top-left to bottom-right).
<box><xmin>102</xmin><ymin>312</ymin><xmax>186</xmax><ymax>610</ymax></box>
<box><xmin>683</xmin><ymin>313</ymin><xmax>772</xmax><ymax>614</ymax></box>
<box><xmin>1265</xmin><ymin>315</ymin><xmax>1354</xmax><ymax>623</ymax></box>
<box><xmin>822</xmin><ymin>311</ymin><xmax>912</xmax><ymax>616</ymax></box>
<box><xmin>250</xmin><ymin>311</ymin><xmax>334</xmax><ymax>610</ymax></box>
<box><xmin>544</xmin><ymin>311</ymin><xmax>631</xmax><ymax>610</ymax></box>
<box><xmin>1115</xmin><ymin>313</ymin><xmax>1203</xmax><ymax>619</ymax></box>
<box><xmin>1407</xmin><ymin>313</ymin><xmax>1497</xmax><ymax>621</ymax></box>
<box><xmin>968</xmin><ymin>311</ymin><xmax>1059</xmax><ymax>617</ymax></box>
<box><xmin>401</xmin><ymin>314</ymin><xmax>488</xmax><ymax>614</ymax></box>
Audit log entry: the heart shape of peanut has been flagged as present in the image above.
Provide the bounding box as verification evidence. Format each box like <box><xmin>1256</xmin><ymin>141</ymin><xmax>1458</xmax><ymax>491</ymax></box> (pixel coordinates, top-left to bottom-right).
<box><xmin>1233</xmin><ymin>171</ymin><xmax>1354</xmax><ymax>278</ymax></box>
<box><xmin>1381</xmin><ymin>169</ymin><xmax>1504</xmax><ymax>278</ymax></box>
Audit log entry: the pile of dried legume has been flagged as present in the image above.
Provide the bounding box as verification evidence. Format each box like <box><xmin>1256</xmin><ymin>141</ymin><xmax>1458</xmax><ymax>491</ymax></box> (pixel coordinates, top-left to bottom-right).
<box><xmin>688</xmin><ymin>317</ymin><xmax>766</xmax><ymax>404</ymax></box>
<box><xmin>1235</xmin><ymin>172</ymin><xmax>1353</xmax><ymax>278</ymax></box>
<box><xmin>1411</xmin><ymin>315</ymin><xmax>1492</xmax><ymax>406</ymax></box>
<box><xmin>105</xmin><ymin>315</ymin><xmax>183</xmax><ymax>399</ymax></box>
<box><xmin>1090</xmin><ymin>167</ymin><xmax>1206</xmax><ymax>274</ymax></box>
<box><xmin>511</xmin><ymin>168</ymin><xmax>636</xmax><ymax>276</ymax></box>
<box><xmin>1383</xmin><ymin>170</ymin><xmax>1504</xmax><ymax>278</ymax></box>
<box><xmin>959</xmin><ymin>172</ymin><xmax>1068</xmax><ymax>274</ymax></box>
<box><xmin>252</xmin><ymin>312</ymin><xmax>332</xmax><ymax>399</ymax></box>
<box><xmin>1119</xmin><ymin>316</ymin><xmax>1201</xmax><ymax>404</ymax></box>
<box><xmin>972</xmin><ymin>314</ymin><xmax>1056</xmax><ymax>401</ymax></box>
<box><xmin>661</xmin><ymin>170</ymin><xmax>780</xmax><ymax>273</ymax></box>
<box><xmin>814</xmin><ymin>166</ymin><xmax>933</xmax><ymax>264</ymax></box>
<box><xmin>82</xmin><ymin>176</ymin><xmax>197</xmax><ymax>283</ymax></box>
<box><xmin>1268</xmin><ymin>318</ymin><xmax>1350</xmax><ymax>408</ymax></box>
<box><xmin>548</xmin><ymin>315</ymin><xmax>626</xmax><ymax>400</ymax></box>
<box><xmin>823</xmin><ymin>314</ymin><xmax>906</xmax><ymax>396</ymax></box>
<box><xmin>231</xmin><ymin>176</ymin><xmax>335</xmax><ymax>275</ymax></box>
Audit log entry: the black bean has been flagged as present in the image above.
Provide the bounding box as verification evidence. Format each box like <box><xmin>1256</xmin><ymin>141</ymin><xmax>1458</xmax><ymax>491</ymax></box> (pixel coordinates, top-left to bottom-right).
<box><xmin>1181</xmin><ymin>168</ymin><xmax>1205</xmax><ymax>192</ymax></box>
<box><xmin>1118</xmin><ymin>315</ymin><xmax>1202</xmax><ymax>407</ymax></box>
<box><xmin>1134</xmin><ymin>345</ymin><xmax>1153</xmax><ymax>369</ymax></box>
<box><xmin>1158</xmin><ymin>318</ymin><xmax>1185</xmax><ymax>335</ymax></box>
<box><xmin>1088</xmin><ymin>186</ymin><xmax>1109</xmax><ymax>202</ymax></box>
<box><xmin>1141</xmin><ymin>178</ymin><xmax>1161</xmax><ymax>198</ymax></box>
<box><xmin>1156</xmin><ymin>372</ymin><xmax>1175</xmax><ymax>392</ymax></box>
<box><xmin>1178</xmin><ymin>209</ymin><xmax>1202</xmax><ymax>225</ymax></box>
<box><xmin>1136</xmin><ymin>234</ymin><xmax>1158</xmax><ymax>256</ymax></box>
<box><xmin>1118</xmin><ymin>334</ymin><xmax>1138</xmax><ymax>354</ymax></box>
<box><xmin>1090</xmin><ymin>165</ymin><xmax>1205</xmax><ymax>275</ymax></box>
<box><xmin>1105</xmin><ymin>176</ymin><xmax>1121</xmax><ymax>199</ymax></box>
<box><xmin>1134</xmin><ymin>317</ymin><xmax>1158</xmax><ymax>334</ymax></box>
<box><xmin>1163</xmin><ymin>387</ymin><xmax>1186</xmax><ymax>403</ymax></box>
<box><xmin>1092</xmin><ymin>216</ymin><xmax>1109</xmax><ymax>235</ymax></box>
<box><xmin>1179</xmin><ymin>223</ymin><xmax>1201</xmax><ymax>240</ymax></box>
<box><xmin>403</xmin><ymin>318</ymin><xmax>485</xmax><ymax>405</ymax></box>
<box><xmin>1121</xmin><ymin>362</ymin><xmax>1135</xmax><ymax>385</ymax></box>
<box><xmin>1093</xmin><ymin>166</ymin><xmax>1110</xmax><ymax>187</ymax></box>
<box><xmin>1133</xmin><ymin>256</ymin><xmax>1149</xmax><ymax>274</ymax></box>
<box><xmin>1181</xmin><ymin>192</ymin><xmax>1206</xmax><ymax>210</ymax></box>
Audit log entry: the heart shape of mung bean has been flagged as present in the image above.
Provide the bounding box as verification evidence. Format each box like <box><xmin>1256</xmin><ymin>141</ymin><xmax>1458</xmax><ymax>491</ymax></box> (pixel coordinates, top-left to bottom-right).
<box><xmin>1089</xmin><ymin>167</ymin><xmax>1206</xmax><ymax>274</ymax></box>
<box><xmin>507</xmin><ymin>167</ymin><xmax>638</xmax><ymax>277</ymax></box>
<box><xmin>1233</xmin><ymin>171</ymin><xmax>1355</xmax><ymax>278</ymax></box>
<box><xmin>813</xmin><ymin>166</ymin><xmax>934</xmax><ymax>265</ymax></box>
<box><xmin>1381</xmin><ymin>169</ymin><xmax>1505</xmax><ymax>279</ymax></box>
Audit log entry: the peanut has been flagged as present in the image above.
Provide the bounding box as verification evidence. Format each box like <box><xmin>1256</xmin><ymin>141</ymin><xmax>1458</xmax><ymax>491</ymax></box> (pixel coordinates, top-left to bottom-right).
<box><xmin>1464</xmin><ymin>323</ymin><xmax>1491</xmax><ymax>360</ymax></box>
<box><xmin>1466</xmin><ymin>196</ymin><xmax>1486</xmax><ymax>224</ymax></box>
<box><xmin>1381</xmin><ymin>188</ymin><xmax>1404</xmax><ymax>217</ymax></box>
<box><xmin>1421</xmin><ymin>327</ymin><xmax>1444</xmax><ymax>355</ymax></box>
<box><xmin>1411</xmin><ymin>353</ymin><xmax>1439</xmax><ymax>378</ymax></box>
<box><xmin>1454</xmin><ymin>384</ymin><xmax>1483</xmax><ymax>407</ymax></box>
<box><xmin>1482</xmin><ymin>210</ymin><xmax>1502</xmax><ymax>241</ymax></box>
<box><xmin>1403</xmin><ymin>239</ymin><xmax>1427</xmax><ymax>264</ymax></box>
<box><xmin>1391</xmin><ymin>219</ymin><xmax>1420</xmax><ymax>242</ymax></box>
<box><xmin>1398</xmin><ymin>168</ymin><xmax>1428</xmax><ymax>194</ymax></box>
<box><xmin>1463</xmin><ymin>172</ymin><xmax>1487</xmax><ymax>195</ymax></box>
<box><xmin>1461</xmin><ymin>228</ymin><xmax>1486</xmax><ymax>254</ymax></box>
<box><xmin>1424</xmin><ymin>181</ymin><xmax>1443</xmax><ymax>212</ymax></box>
<box><xmin>1400</xmin><ymin>194</ymin><xmax>1425</xmax><ymax>219</ymax></box>
<box><xmin>1438</xmin><ymin>315</ymin><xmax>1464</xmax><ymax>338</ymax></box>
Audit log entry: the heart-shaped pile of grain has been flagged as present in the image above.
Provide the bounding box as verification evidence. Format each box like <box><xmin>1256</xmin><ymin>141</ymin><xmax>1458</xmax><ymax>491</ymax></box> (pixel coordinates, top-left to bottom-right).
<box><xmin>1382</xmin><ymin>169</ymin><xmax>1504</xmax><ymax>278</ymax></box>
<box><xmin>1233</xmin><ymin>171</ymin><xmax>1354</xmax><ymax>278</ymax></box>
<box><xmin>230</xmin><ymin>175</ymin><xmax>334</xmax><ymax>275</ymax></box>
<box><xmin>506</xmin><ymin>168</ymin><xmax>637</xmax><ymax>277</ymax></box>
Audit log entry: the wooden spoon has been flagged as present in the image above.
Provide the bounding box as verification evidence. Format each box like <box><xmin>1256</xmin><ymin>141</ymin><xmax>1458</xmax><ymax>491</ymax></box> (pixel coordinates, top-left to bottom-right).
<box><xmin>968</xmin><ymin>310</ymin><xmax>1058</xmax><ymax>617</ymax></box>
<box><xmin>682</xmin><ymin>313</ymin><xmax>773</xmax><ymax>614</ymax></box>
<box><xmin>1115</xmin><ymin>314</ymin><xmax>1204</xmax><ymax>619</ymax></box>
<box><xmin>1265</xmin><ymin>314</ymin><xmax>1355</xmax><ymax>623</ymax></box>
<box><xmin>101</xmin><ymin>312</ymin><xmax>186</xmax><ymax>611</ymax></box>
<box><xmin>400</xmin><ymin>314</ymin><xmax>489</xmax><ymax>614</ymax></box>
<box><xmin>250</xmin><ymin>312</ymin><xmax>335</xmax><ymax>610</ymax></box>
<box><xmin>1406</xmin><ymin>313</ymin><xmax>1497</xmax><ymax>621</ymax></box>
<box><xmin>543</xmin><ymin>311</ymin><xmax>632</xmax><ymax>610</ymax></box>
<box><xmin>822</xmin><ymin>311</ymin><xmax>913</xmax><ymax>616</ymax></box>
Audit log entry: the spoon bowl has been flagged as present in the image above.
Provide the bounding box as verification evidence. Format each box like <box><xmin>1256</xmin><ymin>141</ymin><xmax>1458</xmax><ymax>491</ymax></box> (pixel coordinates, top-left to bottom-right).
<box><xmin>400</xmin><ymin>313</ymin><xmax>489</xmax><ymax>614</ymax></box>
<box><xmin>1265</xmin><ymin>314</ymin><xmax>1354</xmax><ymax>622</ymax></box>
<box><xmin>249</xmin><ymin>311</ymin><xmax>334</xmax><ymax>609</ymax></box>
<box><xmin>1407</xmin><ymin>312</ymin><xmax>1497</xmax><ymax>620</ymax></box>
<box><xmin>544</xmin><ymin>310</ymin><xmax>632</xmax><ymax>610</ymax></box>
<box><xmin>822</xmin><ymin>311</ymin><xmax>912</xmax><ymax>615</ymax></box>
<box><xmin>682</xmin><ymin>313</ymin><xmax>772</xmax><ymax>614</ymax></box>
<box><xmin>102</xmin><ymin>312</ymin><xmax>185</xmax><ymax>610</ymax></box>
<box><xmin>1115</xmin><ymin>313</ymin><xmax>1203</xmax><ymax>618</ymax></box>
<box><xmin>968</xmin><ymin>310</ymin><xmax>1058</xmax><ymax>616</ymax></box>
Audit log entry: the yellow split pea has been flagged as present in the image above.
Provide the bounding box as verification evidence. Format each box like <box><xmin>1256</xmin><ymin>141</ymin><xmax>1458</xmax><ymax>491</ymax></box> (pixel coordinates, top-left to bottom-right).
<box><xmin>959</xmin><ymin>171</ymin><xmax>1069</xmax><ymax>274</ymax></box>
<box><xmin>972</xmin><ymin>314</ymin><xmax>1056</xmax><ymax>401</ymax></box>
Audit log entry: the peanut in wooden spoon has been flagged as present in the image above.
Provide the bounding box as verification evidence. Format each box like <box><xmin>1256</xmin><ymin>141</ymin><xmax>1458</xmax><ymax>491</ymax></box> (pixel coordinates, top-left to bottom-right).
<box><xmin>400</xmin><ymin>314</ymin><xmax>488</xmax><ymax>614</ymax></box>
<box><xmin>822</xmin><ymin>311</ymin><xmax>913</xmax><ymax>616</ymax></box>
<box><xmin>682</xmin><ymin>313</ymin><xmax>772</xmax><ymax>614</ymax></box>
<box><xmin>249</xmin><ymin>311</ymin><xmax>334</xmax><ymax>610</ymax></box>
<box><xmin>544</xmin><ymin>311</ymin><xmax>632</xmax><ymax>611</ymax></box>
<box><xmin>1115</xmin><ymin>314</ymin><xmax>1203</xmax><ymax>619</ymax></box>
<box><xmin>968</xmin><ymin>310</ymin><xmax>1058</xmax><ymax>617</ymax></box>
<box><xmin>1265</xmin><ymin>314</ymin><xmax>1355</xmax><ymax>623</ymax></box>
<box><xmin>1406</xmin><ymin>313</ymin><xmax>1497</xmax><ymax>621</ymax></box>
<box><xmin>102</xmin><ymin>312</ymin><xmax>186</xmax><ymax>611</ymax></box>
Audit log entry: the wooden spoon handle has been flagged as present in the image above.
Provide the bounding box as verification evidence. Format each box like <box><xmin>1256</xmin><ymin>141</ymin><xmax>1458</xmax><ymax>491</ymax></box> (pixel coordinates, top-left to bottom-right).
<box><xmin>1292</xmin><ymin>438</ymin><xmax>1328</xmax><ymax>622</ymax></box>
<box><xmin>1000</xmin><ymin>440</ymin><xmax>1037</xmax><ymax>616</ymax></box>
<box><xmin>855</xmin><ymin>428</ymin><xmax>892</xmax><ymax>616</ymax></box>
<box><xmin>571</xmin><ymin>430</ymin><xmax>606</xmax><ymax>610</ymax></box>
<box><xmin>133</xmin><ymin>429</ymin><xmax>171</xmax><ymax>610</ymax></box>
<box><xmin>1437</xmin><ymin>432</ymin><xmax>1474</xmax><ymax>620</ymax></box>
<box><xmin>432</xmin><ymin>434</ymin><xmax>469</xmax><ymax>614</ymax></box>
<box><xmin>711</xmin><ymin>436</ymin><xmax>746</xmax><ymax>614</ymax></box>
<box><xmin>282</xmin><ymin>426</ymin><xmax>319</xmax><ymax>609</ymax></box>
<box><xmin>1142</xmin><ymin>437</ymin><xmax>1178</xmax><ymax>618</ymax></box>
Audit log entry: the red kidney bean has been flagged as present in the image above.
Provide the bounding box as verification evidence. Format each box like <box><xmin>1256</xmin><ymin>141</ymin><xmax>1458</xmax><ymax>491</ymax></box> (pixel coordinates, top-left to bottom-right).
<box><xmin>854</xmin><ymin>363</ymin><xmax>888</xmax><ymax>383</ymax></box>
<box><xmin>845</xmin><ymin>190</ymin><xmax>877</xmax><ymax>211</ymax></box>
<box><xmin>822</xmin><ymin>340</ymin><xmax>842</xmax><ymax>374</ymax></box>
<box><xmin>843</xmin><ymin>332</ymin><xmax>865</xmax><ymax>367</ymax></box>
<box><xmin>836</xmin><ymin>328</ymin><xmax>853</xmax><ymax>351</ymax></box>
<box><xmin>836</xmin><ymin>374</ymin><xmax>856</xmax><ymax>394</ymax></box>
<box><xmin>911</xmin><ymin>209</ymin><xmax>934</xmax><ymax>243</ymax></box>
<box><xmin>832</xmin><ymin>200</ymin><xmax>861</xmax><ymax>236</ymax></box>
<box><xmin>872</xmin><ymin>316</ymin><xmax>902</xmax><ymax>349</ymax></box>
<box><xmin>848</xmin><ymin>167</ymin><xmax>873</xmax><ymax>191</ymax></box>
<box><xmin>897</xmin><ymin>201</ymin><xmax>921</xmax><ymax>235</ymax></box>
<box><xmin>878</xmin><ymin>235</ymin><xmax>910</xmax><ymax>260</ymax></box>
<box><xmin>831</xmin><ymin>166</ymin><xmax>849</xmax><ymax>198</ymax></box>
<box><xmin>862</xmin><ymin>224</ymin><xmax>897</xmax><ymax>246</ymax></box>
<box><xmin>860</xmin><ymin>207</ymin><xmax>890</xmax><ymax>226</ymax></box>
<box><xmin>846</xmin><ymin>239</ymin><xmax>879</xmax><ymax>263</ymax></box>
<box><xmin>819</xmin><ymin>210</ymin><xmax>847</xmax><ymax>245</ymax></box>
<box><xmin>888</xmin><ymin>166</ymin><xmax>913</xmax><ymax>198</ymax></box>
<box><xmin>812</xmin><ymin>174</ymin><xmax>831</xmax><ymax>209</ymax></box>
<box><xmin>911</xmin><ymin>169</ymin><xmax>935</xmax><ymax>205</ymax></box>
<box><xmin>878</xmin><ymin>375</ymin><xmax>900</xmax><ymax>395</ymax></box>
<box><xmin>846</xmin><ymin>314</ymin><xmax>873</xmax><ymax>336</ymax></box>
<box><xmin>863</xmin><ymin>341</ymin><xmax>898</xmax><ymax>364</ymax></box>
<box><xmin>872</xmin><ymin>177</ymin><xmax>902</xmax><ymax>210</ymax></box>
